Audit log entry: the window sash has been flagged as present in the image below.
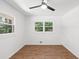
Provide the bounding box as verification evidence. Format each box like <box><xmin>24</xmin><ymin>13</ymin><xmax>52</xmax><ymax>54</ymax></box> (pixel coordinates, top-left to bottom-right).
<box><xmin>35</xmin><ymin>22</ymin><xmax>53</xmax><ymax>32</ymax></box>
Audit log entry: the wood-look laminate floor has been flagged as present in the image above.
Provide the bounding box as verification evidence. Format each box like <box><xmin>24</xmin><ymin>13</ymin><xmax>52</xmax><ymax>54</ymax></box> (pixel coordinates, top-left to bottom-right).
<box><xmin>10</xmin><ymin>45</ymin><xmax>78</xmax><ymax>59</ymax></box>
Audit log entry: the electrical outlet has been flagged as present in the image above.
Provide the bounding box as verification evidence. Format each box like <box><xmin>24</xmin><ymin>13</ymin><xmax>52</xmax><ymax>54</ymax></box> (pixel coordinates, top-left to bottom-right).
<box><xmin>40</xmin><ymin>41</ymin><xmax>43</xmax><ymax>43</ymax></box>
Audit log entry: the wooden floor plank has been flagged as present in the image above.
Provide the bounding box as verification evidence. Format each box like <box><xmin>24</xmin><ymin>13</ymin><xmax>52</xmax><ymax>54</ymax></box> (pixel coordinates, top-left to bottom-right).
<box><xmin>10</xmin><ymin>45</ymin><xmax>78</xmax><ymax>59</ymax></box>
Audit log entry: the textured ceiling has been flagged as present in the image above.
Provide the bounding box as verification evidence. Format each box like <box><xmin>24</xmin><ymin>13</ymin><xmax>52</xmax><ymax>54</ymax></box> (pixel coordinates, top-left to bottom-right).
<box><xmin>5</xmin><ymin>0</ymin><xmax>79</xmax><ymax>16</ymax></box>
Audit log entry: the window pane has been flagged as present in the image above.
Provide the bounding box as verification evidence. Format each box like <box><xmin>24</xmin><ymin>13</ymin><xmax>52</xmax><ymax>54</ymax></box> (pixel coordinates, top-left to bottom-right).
<box><xmin>7</xmin><ymin>25</ymin><xmax>12</xmax><ymax>33</ymax></box>
<box><xmin>0</xmin><ymin>24</ymin><xmax>7</xmax><ymax>33</ymax></box>
<box><xmin>45</xmin><ymin>22</ymin><xmax>53</xmax><ymax>26</ymax></box>
<box><xmin>45</xmin><ymin>27</ymin><xmax>53</xmax><ymax>32</ymax></box>
<box><xmin>45</xmin><ymin>22</ymin><xmax>53</xmax><ymax>32</ymax></box>
<box><xmin>35</xmin><ymin>22</ymin><xmax>43</xmax><ymax>27</ymax></box>
<box><xmin>0</xmin><ymin>24</ymin><xmax>13</xmax><ymax>33</ymax></box>
<box><xmin>35</xmin><ymin>22</ymin><xmax>43</xmax><ymax>32</ymax></box>
<box><xmin>5</xmin><ymin>18</ymin><xmax>8</xmax><ymax>23</ymax></box>
<box><xmin>0</xmin><ymin>17</ymin><xmax>2</xmax><ymax>22</ymax></box>
<box><xmin>0</xmin><ymin>14</ymin><xmax>14</xmax><ymax>34</ymax></box>
<box><xmin>35</xmin><ymin>27</ymin><xmax>43</xmax><ymax>31</ymax></box>
<box><xmin>5</xmin><ymin>18</ymin><xmax>12</xmax><ymax>24</ymax></box>
<box><xmin>9</xmin><ymin>19</ymin><xmax>12</xmax><ymax>24</ymax></box>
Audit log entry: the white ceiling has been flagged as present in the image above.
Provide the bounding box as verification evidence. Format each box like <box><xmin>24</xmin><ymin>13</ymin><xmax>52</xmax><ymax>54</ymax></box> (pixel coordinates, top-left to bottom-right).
<box><xmin>5</xmin><ymin>0</ymin><xmax>79</xmax><ymax>16</ymax></box>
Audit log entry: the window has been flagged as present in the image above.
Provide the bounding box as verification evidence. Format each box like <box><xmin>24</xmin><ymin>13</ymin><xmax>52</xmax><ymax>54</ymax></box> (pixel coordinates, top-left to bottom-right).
<box><xmin>0</xmin><ymin>14</ymin><xmax>14</xmax><ymax>34</ymax></box>
<box><xmin>35</xmin><ymin>22</ymin><xmax>43</xmax><ymax>32</ymax></box>
<box><xmin>45</xmin><ymin>22</ymin><xmax>53</xmax><ymax>32</ymax></box>
<box><xmin>35</xmin><ymin>22</ymin><xmax>53</xmax><ymax>32</ymax></box>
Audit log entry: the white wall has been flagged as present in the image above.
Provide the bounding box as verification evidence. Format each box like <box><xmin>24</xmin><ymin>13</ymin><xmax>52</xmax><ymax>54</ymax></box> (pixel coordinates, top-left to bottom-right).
<box><xmin>0</xmin><ymin>0</ymin><xmax>26</xmax><ymax>59</ymax></box>
<box><xmin>25</xmin><ymin>16</ymin><xmax>63</xmax><ymax>45</ymax></box>
<box><xmin>1</xmin><ymin>0</ymin><xmax>79</xmax><ymax>59</ymax></box>
<box><xmin>62</xmin><ymin>6</ymin><xmax>79</xmax><ymax>58</ymax></box>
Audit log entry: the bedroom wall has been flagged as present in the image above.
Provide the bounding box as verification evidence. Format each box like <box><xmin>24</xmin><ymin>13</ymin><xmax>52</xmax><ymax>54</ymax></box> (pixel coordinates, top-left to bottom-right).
<box><xmin>62</xmin><ymin>6</ymin><xmax>79</xmax><ymax>58</ymax></box>
<box><xmin>25</xmin><ymin>16</ymin><xmax>63</xmax><ymax>45</ymax></box>
<box><xmin>1</xmin><ymin>0</ymin><xmax>79</xmax><ymax>58</ymax></box>
<box><xmin>0</xmin><ymin>0</ymin><xmax>26</xmax><ymax>59</ymax></box>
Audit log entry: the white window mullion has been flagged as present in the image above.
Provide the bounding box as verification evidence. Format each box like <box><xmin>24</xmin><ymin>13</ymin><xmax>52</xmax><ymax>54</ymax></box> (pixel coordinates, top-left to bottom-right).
<box><xmin>43</xmin><ymin>22</ymin><xmax>45</xmax><ymax>32</ymax></box>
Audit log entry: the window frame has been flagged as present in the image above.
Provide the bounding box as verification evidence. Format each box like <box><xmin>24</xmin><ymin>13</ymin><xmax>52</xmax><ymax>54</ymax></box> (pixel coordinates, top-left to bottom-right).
<box><xmin>45</xmin><ymin>22</ymin><xmax>53</xmax><ymax>32</ymax></box>
<box><xmin>35</xmin><ymin>22</ymin><xmax>43</xmax><ymax>32</ymax></box>
<box><xmin>0</xmin><ymin>14</ymin><xmax>14</xmax><ymax>34</ymax></box>
<box><xmin>35</xmin><ymin>21</ymin><xmax>53</xmax><ymax>32</ymax></box>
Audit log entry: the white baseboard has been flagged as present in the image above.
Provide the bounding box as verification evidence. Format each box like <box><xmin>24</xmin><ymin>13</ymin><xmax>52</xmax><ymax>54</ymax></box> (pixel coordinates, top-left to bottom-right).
<box><xmin>8</xmin><ymin>42</ymin><xmax>79</xmax><ymax>59</ymax></box>
<box><xmin>63</xmin><ymin>44</ymin><xmax>79</xmax><ymax>59</ymax></box>
<box><xmin>8</xmin><ymin>42</ymin><xmax>25</xmax><ymax>59</ymax></box>
<box><xmin>25</xmin><ymin>43</ymin><xmax>62</xmax><ymax>45</ymax></box>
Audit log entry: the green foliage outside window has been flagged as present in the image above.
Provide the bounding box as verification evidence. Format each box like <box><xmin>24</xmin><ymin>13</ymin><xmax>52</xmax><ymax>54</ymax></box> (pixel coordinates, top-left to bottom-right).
<box><xmin>35</xmin><ymin>22</ymin><xmax>43</xmax><ymax>32</ymax></box>
<box><xmin>35</xmin><ymin>22</ymin><xmax>53</xmax><ymax>32</ymax></box>
<box><xmin>0</xmin><ymin>16</ymin><xmax>14</xmax><ymax>34</ymax></box>
<box><xmin>0</xmin><ymin>24</ymin><xmax>13</xmax><ymax>34</ymax></box>
<box><xmin>45</xmin><ymin>22</ymin><xmax>53</xmax><ymax>32</ymax></box>
<box><xmin>0</xmin><ymin>24</ymin><xmax>7</xmax><ymax>33</ymax></box>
